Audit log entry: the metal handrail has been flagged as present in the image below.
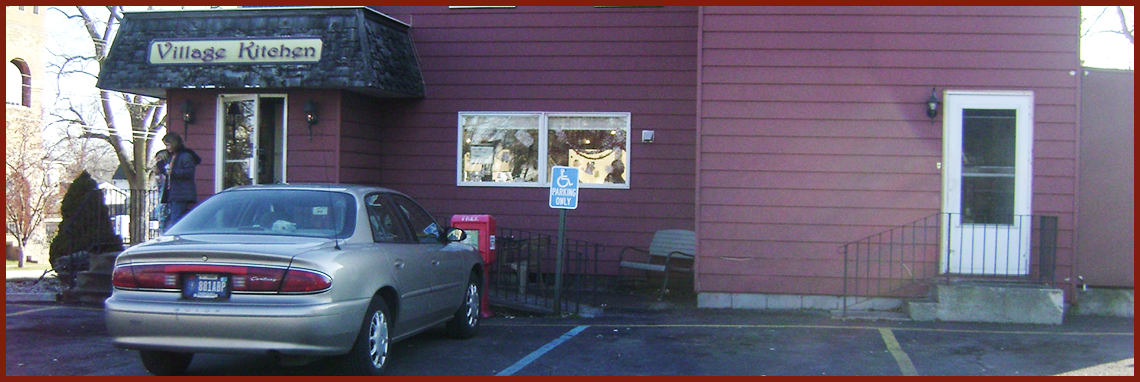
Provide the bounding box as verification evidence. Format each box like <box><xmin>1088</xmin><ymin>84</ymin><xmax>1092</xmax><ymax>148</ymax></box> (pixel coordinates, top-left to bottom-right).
<box><xmin>840</xmin><ymin>213</ymin><xmax>1058</xmax><ymax>316</ymax></box>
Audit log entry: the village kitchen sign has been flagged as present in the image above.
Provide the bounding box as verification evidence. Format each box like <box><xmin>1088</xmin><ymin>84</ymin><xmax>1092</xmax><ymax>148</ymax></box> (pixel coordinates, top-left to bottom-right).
<box><xmin>149</xmin><ymin>38</ymin><xmax>323</xmax><ymax>65</ymax></box>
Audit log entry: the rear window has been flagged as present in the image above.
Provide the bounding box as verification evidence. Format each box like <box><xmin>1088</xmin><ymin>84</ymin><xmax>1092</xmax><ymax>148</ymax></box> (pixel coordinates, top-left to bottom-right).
<box><xmin>167</xmin><ymin>189</ymin><xmax>356</xmax><ymax>238</ymax></box>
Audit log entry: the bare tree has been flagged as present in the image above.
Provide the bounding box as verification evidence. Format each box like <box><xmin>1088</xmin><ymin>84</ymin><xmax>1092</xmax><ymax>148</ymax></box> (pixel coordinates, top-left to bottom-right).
<box><xmin>5</xmin><ymin>120</ymin><xmax>61</xmax><ymax>267</ymax></box>
<box><xmin>1083</xmin><ymin>6</ymin><xmax>1135</xmax><ymax>45</ymax></box>
<box><xmin>46</xmin><ymin>6</ymin><xmax>166</xmax><ymax>244</ymax></box>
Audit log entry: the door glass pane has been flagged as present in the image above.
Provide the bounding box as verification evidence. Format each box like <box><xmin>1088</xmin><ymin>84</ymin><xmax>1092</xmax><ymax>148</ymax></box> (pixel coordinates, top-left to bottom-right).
<box><xmin>392</xmin><ymin>195</ymin><xmax>441</xmax><ymax>244</ymax></box>
<box><xmin>961</xmin><ymin>109</ymin><xmax>1016</xmax><ymax>224</ymax></box>
<box><xmin>547</xmin><ymin>114</ymin><xmax>629</xmax><ymax>184</ymax></box>
<box><xmin>460</xmin><ymin>114</ymin><xmax>541</xmax><ymax>183</ymax></box>
<box><xmin>222</xmin><ymin>99</ymin><xmax>256</xmax><ymax>190</ymax></box>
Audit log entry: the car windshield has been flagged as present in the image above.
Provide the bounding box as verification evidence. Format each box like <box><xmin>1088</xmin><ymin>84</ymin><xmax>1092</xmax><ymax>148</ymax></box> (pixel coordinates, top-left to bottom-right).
<box><xmin>166</xmin><ymin>189</ymin><xmax>356</xmax><ymax>238</ymax></box>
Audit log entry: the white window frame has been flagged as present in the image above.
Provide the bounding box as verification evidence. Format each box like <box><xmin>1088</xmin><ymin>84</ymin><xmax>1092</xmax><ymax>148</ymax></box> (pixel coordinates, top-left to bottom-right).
<box><xmin>456</xmin><ymin>112</ymin><xmax>631</xmax><ymax>189</ymax></box>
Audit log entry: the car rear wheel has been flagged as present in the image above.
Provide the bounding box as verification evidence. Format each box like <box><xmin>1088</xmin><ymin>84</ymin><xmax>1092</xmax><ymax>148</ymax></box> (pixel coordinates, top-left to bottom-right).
<box><xmin>338</xmin><ymin>297</ymin><xmax>391</xmax><ymax>375</ymax></box>
<box><xmin>446</xmin><ymin>273</ymin><xmax>481</xmax><ymax>339</ymax></box>
<box><xmin>139</xmin><ymin>350</ymin><xmax>193</xmax><ymax>376</ymax></box>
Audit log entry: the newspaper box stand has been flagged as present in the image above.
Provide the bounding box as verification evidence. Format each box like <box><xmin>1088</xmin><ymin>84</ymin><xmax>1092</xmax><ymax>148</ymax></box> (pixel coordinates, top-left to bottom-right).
<box><xmin>450</xmin><ymin>214</ymin><xmax>496</xmax><ymax>318</ymax></box>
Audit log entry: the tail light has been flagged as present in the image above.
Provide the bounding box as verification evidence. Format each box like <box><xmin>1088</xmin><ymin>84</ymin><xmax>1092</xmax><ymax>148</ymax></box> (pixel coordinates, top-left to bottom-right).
<box><xmin>112</xmin><ymin>264</ymin><xmax>331</xmax><ymax>294</ymax></box>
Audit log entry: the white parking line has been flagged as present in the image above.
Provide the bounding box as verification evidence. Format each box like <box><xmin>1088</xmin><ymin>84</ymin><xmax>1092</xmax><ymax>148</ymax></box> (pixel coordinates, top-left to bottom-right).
<box><xmin>496</xmin><ymin>325</ymin><xmax>590</xmax><ymax>376</ymax></box>
<box><xmin>6</xmin><ymin>306</ymin><xmax>61</xmax><ymax>317</ymax></box>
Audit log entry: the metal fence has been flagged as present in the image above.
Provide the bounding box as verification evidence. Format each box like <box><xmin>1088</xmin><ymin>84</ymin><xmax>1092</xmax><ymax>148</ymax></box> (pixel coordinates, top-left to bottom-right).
<box><xmin>840</xmin><ymin>213</ymin><xmax>1059</xmax><ymax>315</ymax></box>
<box><xmin>489</xmin><ymin>227</ymin><xmax>605</xmax><ymax>316</ymax></box>
<box><xmin>98</xmin><ymin>188</ymin><xmax>165</xmax><ymax>245</ymax></box>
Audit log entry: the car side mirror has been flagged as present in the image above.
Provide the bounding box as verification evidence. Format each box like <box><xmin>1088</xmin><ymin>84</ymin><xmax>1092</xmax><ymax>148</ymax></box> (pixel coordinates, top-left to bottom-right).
<box><xmin>445</xmin><ymin>227</ymin><xmax>467</xmax><ymax>242</ymax></box>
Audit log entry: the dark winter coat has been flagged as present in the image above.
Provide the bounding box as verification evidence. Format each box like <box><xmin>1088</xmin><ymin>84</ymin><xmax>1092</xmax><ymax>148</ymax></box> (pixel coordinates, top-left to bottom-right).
<box><xmin>161</xmin><ymin>148</ymin><xmax>202</xmax><ymax>203</ymax></box>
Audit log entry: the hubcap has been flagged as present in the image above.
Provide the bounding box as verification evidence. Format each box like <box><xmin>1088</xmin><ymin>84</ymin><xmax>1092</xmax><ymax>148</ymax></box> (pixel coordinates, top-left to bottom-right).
<box><xmin>368</xmin><ymin>310</ymin><xmax>389</xmax><ymax>368</ymax></box>
<box><xmin>465</xmin><ymin>282</ymin><xmax>480</xmax><ymax>326</ymax></box>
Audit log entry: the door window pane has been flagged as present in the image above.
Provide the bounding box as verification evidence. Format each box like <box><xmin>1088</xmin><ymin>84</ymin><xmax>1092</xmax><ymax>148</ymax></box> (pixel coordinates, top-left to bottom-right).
<box><xmin>961</xmin><ymin>176</ymin><xmax>1015</xmax><ymax>224</ymax></box>
<box><xmin>961</xmin><ymin>109</ymin><xmax>1017</xmax><ymax>225</ymax></box>
<box><xmin>365</xmin><ymin>193</ymin><xmax>411</xmax><ymax>243</ymax></box>
<box><xmin>392</xmin><ymin>195</ymin><xmax>442</xmax><ymax>244</ymax></box>
<box><xmin>222</xmin><ymin>99</ymin><xmax>256</xmax><ymax>190</ymax></box>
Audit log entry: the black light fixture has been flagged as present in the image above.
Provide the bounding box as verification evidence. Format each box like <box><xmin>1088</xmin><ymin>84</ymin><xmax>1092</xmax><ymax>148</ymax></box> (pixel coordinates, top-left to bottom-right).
<box><xmin>304</xmin><ymin>99</ymin><xmax>319</xmax><ymax>140</ymax></box>
<box><xmin>925</xmin><ymin>87</ymin><xmax>941</xmax><ymax>120</ymax></box>
<box><xmin>180</xmin><ymin>99</ymin><xmax>194</xmax><ymax>124</ymax></box>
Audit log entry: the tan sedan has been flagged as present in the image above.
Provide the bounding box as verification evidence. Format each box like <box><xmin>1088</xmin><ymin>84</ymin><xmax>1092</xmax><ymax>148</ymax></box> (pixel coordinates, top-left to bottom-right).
<box><xmin>105</xmin><ymin>184</ymin><xmax>484</xmax><ymax>375</ymax></box>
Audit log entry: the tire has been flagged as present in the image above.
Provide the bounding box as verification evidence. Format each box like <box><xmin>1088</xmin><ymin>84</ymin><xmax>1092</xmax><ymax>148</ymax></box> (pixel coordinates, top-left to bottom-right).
<box><xmin>446</xmin><ymin>273</ymin><xmax>481</xmax><ymax>339</ymax></box>
<box><xmin>338</xmin><ymin>297</ymin><xmax>392</xmax><ymax>376</ymax></box>
<box><xmin>139</xmin><ymin>350</ymin><xmax>193</xmax><ymax>376</ymax></box>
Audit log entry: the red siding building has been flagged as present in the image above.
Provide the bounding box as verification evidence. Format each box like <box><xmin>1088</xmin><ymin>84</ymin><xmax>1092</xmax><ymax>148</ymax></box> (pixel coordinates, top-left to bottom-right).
<box><xmin>99</xmin><ymin>6</ymin><xmax>1101</xmax><ymax>312</ymax></box>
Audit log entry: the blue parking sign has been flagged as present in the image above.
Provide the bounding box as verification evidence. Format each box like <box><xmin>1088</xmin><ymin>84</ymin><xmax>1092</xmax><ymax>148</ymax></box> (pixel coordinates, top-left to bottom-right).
<box><xmin>549</xmin><ymin>166</ymin><xmax>579</xmax><ymax>210</ymax></box>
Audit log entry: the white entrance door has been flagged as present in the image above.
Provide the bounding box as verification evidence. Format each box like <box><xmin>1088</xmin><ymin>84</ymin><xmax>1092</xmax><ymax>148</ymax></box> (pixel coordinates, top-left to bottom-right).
<box><xmin>940</xmin><ymin>91</ymin><xmax>1034</xmax><ymax>276</ymax></box>
<box><xmin>216</xmin><ymin>94</ymin><xmax>287</xmax><ymax>192</ymax></box>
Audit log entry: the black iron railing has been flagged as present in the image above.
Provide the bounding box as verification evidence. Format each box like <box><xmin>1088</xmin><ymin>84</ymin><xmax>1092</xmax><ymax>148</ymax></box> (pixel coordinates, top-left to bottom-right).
<box><xmin>840</xmin><ymin>213</ymin><xmax>1059</xmax><ymax>316</ymax></box>
<box><xmin>489</xmin><ymin>227</ymin><xmax>604</xmax><ymax>316</ymax></box>
<box><xmin>98</xmin><ymin>188</ymin><xmax>165</xmax><ymax>245</ymax></box>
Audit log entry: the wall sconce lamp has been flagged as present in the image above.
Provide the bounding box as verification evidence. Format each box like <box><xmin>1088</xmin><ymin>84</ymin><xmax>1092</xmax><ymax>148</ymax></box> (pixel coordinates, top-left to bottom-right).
<box><xmin>925</xmin><ymin>87</ymin><xmax>941</xmax><ymax>120</ymax></box>
<box><xmin>180</xmin><ymin>99</ymin><xmax>195</xmax><ymax>124</ymax></box>
<box><xmin>304</xmin><ymin>99</ymin><xmax>319</xmax><ymax>140</ymax></box>
<box><xmin>180</xmin><ymin>99</ymin><xmax>194</xmax><ymax>135</ymax></box>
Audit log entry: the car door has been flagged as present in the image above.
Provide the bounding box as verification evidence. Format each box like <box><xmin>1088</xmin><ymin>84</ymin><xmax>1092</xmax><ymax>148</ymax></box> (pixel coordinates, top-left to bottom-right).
<box><xmin>364</xmin><ymin>193</ymin><xmax>436</xmax><ymax>332</ymax></box>
<box><xmin>390</xmin><ymin>194</ymin><xmax>466</xmax><ymax>318</ymax></box>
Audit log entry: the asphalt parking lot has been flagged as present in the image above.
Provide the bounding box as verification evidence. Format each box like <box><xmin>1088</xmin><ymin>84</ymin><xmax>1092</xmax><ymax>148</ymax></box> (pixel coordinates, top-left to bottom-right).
<box><xmin>5</xmin><ymin>293</ymin><xmax>1134</xmax><ymax>376</ymax></box>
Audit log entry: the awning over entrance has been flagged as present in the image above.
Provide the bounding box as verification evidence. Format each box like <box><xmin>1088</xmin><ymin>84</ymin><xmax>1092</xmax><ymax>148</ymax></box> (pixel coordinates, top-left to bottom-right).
<box><xmin>97</xmin><ymin>6</ymin><xmax>424</xmax><ymax>98</ymax></box>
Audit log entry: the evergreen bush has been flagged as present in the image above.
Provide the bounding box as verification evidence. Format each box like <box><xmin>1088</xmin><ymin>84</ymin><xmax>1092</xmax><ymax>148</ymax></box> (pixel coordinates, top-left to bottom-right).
<box><xmin>47</xmin><ymin>171</ymin><xmax>123</xmax><ymax>286</ymax></box>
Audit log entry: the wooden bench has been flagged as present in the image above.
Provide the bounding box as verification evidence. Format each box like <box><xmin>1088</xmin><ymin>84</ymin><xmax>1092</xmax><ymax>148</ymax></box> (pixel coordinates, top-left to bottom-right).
<box><xmin>617</xmin><ymin>229</ymin><xmax>696</xmax><ymax>300</ymax></box>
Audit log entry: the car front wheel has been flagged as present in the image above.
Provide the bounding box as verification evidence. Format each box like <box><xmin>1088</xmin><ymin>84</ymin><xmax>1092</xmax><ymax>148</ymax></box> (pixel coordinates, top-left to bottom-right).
<box><xmin>446</xmin><ymin>273</ymin><xmax>481</xmax><ymax>339</ymax></box>
<box><xmin>139</xmin><ymin>350</ymin><xmax>193</xmax><ymax>376</ymax></box>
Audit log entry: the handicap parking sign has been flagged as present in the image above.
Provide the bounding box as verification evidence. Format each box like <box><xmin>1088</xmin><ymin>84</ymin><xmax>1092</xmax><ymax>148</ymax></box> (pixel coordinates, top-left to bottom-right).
<box><xmin>549</xmin><ymin>166</ymin><xmax>579</xmax><ymax>210</ymax></box>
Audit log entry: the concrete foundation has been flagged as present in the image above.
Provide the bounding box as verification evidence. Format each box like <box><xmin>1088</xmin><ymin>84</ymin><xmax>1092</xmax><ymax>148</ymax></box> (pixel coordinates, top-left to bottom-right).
<box><xmin>697</xmin><ymin>292</ymin><xmax>901</xmax><ymax>312</ymax></box>
<box><xmin>700</xmin><ymin>282</ymin><xmax>1067</xmax><ymax>326</ymax></box>
<box><xmin>908</xmin><ymin>283</ymin><xmax>1064</xmax><ymax>325</ymax></box>
<box><xmin>1070</xmin><ymin>288</ymin><xmax>1134</xmax><ymax>317</ymax></box>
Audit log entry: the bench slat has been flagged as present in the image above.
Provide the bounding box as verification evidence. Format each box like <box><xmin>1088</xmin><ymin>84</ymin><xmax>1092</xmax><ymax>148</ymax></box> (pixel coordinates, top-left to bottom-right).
<box><xmin>619</xmin><ymin>261</ymin><xmax>666</xmax><ymax>272</ymax></box>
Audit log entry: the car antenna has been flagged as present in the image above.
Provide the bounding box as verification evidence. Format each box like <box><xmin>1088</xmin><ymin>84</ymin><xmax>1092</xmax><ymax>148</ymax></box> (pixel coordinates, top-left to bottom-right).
<box><xmin>326</xmin><ymin>184</ymin><xmax>342</xmax><ymax>250</ymax></box>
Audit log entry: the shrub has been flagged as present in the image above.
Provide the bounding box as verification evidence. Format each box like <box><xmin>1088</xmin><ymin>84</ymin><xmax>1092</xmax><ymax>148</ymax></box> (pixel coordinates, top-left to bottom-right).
<box><xmin>48</xmin><ymin>171</ymin><xmax>123</xmax><ymax>286</ymax></box>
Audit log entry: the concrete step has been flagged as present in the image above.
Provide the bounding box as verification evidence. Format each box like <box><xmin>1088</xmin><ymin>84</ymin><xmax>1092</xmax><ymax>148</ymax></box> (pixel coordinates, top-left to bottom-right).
<box><xmin>75</xmin><ymin>271</ymin><xmax>112</xmax><ymax>291</ymax></box>
<box><xmin>60</xmin><ymin>288</ymin><xmax>110</xmax><ymax>305</ymax></box>
<box><xmin>831</xmin><ymin>309</ymin><xmax>912</xmax><ymax>321</ymax></box>
<box><xmin>904</xmin><ymin>283</ymin><xmax>1063</xmax><ymax>325</ymax></box>
<box><xmin>88</xmin><ymin>252</ymin><xmax>120</xmax><ymax>273</ymax></box>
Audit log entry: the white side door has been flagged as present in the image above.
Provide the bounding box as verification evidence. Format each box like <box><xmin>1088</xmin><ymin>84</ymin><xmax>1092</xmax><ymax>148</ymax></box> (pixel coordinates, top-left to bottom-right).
<box><xmin>941</xmin><ymin>90</ymin><xmax>1034</xmax><ymax>276</ymax></box>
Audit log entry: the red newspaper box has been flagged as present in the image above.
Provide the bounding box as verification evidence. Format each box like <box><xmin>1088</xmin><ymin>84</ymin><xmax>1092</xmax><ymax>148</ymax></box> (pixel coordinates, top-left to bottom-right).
<box><xmin>450</xmin><ymin>214</ymin><xmax>496</xmax><ymax>318</ymax></box>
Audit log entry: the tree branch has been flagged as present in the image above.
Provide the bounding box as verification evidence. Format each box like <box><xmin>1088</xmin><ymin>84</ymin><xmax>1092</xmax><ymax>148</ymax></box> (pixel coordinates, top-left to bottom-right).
<box><xmin>1116</xmin><ymin>6</ymin><xmax>1135</xmax><ymax>45</ymax></box>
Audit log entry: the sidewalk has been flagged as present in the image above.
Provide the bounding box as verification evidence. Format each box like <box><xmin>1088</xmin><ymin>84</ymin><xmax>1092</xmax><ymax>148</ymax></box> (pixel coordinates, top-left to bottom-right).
<box><xmin>5</xmin><ymin>268</ymin><xmax>60</xmax><ymax>302</ymax></box>
<box><xmin>6</xmin><ymin>268</ymin><xmax>54</xmax><ymax>280</ymax></box>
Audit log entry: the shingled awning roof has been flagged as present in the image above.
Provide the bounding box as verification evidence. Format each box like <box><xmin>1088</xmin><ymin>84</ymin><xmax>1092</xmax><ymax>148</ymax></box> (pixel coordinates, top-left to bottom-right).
<box><xmin>97</xmin><ymin>6</ymin><xmax>424</xmax><ymax>98</ymax></box>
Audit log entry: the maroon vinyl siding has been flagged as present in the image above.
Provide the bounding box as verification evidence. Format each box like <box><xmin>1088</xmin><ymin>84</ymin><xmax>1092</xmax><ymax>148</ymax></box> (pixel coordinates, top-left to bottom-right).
<box><xmin>290</xmin><ymin>91</ymin><xmax>341</xmax><ymax>184</ymax></box>
<box><xmin>696</xmin><ymin>7</ymin><xmax>1080</xmax><ymax>297</ymax></box>
<box><xmin>369</xmin><ymin>6</ymin><xmax>699</xmax><ymax>264</ymax></box>
<box><xmin>338</xmin><ymin>91</ymin><xmax>385</xmax><ymax>185</ymax></box>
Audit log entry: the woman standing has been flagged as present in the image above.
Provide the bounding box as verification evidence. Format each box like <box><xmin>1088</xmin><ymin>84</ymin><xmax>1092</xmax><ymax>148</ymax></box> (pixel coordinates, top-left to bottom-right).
<box><xmin>159</xmin><ymin>132</ymin><xmax>201</xmax><ymax>232</ymax></box>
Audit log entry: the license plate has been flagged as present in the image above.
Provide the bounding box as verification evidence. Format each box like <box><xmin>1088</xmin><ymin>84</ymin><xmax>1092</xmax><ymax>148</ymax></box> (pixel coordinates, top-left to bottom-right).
<box><xmin>183</xmin><ymin>274</ymin><xmax>231</xmax><ymax>300</ymax></box>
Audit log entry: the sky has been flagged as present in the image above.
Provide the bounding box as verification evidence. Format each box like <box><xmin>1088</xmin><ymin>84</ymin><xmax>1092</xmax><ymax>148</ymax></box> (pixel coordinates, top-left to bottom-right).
<box><xmin>1080</xmin><ymin>6</ymin><xmax>1135</xmax><ymax>70</ymax></box>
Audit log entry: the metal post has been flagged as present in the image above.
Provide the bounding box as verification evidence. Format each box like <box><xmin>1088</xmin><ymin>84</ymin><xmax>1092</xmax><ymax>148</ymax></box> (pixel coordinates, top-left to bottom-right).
<box><xmin>554</xmin><ymin>209</ymin><xmax>566</xmax><ymax>316</ymax></box>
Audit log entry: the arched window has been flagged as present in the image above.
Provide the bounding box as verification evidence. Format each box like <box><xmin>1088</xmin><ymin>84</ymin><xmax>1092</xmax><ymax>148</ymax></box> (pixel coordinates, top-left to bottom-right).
<box><xmin>7</xmin><ymin>59</ymin><xmax>31</xmax><ymax>107</ymax></box>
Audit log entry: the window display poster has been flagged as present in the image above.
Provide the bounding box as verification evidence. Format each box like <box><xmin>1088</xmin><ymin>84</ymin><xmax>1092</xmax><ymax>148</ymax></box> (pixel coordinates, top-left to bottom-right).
<box><xmin>470</xmin><ymin>145</ymin><xmax>494</xmax><ymax>165</ymax></box>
